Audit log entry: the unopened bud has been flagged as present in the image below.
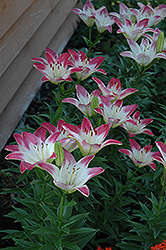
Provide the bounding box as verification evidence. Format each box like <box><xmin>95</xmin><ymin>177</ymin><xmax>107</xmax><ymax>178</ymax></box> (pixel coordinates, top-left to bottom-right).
<box><xmin>91</xmin><ymin>96</ymin><xmax>99</xmax><ymax>116</ymax></box>
<box><xmin>156</xmin><ymin>31</ymin><xmax>164</xmax><ymax>53</ymax></box>
<box><xmin>54</xmin><ymin>141</ymin><xmax>64</xmax><ymax>168</ymax></box>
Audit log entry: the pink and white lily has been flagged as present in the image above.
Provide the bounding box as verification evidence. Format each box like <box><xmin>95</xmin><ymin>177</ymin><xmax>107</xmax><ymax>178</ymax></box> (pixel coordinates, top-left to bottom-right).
<box><xmin>114</xmin><ymin>17</ymin><xmax>155</xmax><ymax>41</ymax></box>
<box><xmin>120</xmin><ymin>38</ymin><xmax>166</xmax><ymax>66</ymax></box>
<box><xmin>5</xmin><ymin>127</ymin><xmax>60</xmax><ymax>173</ymax></box>
<box><xmin>38</xmin><ymin>150</ymin><xmax>104</xmax><ymax>197</ymax></box>
<box><xmin>154</xmin><ymin>141</ymin><xmax>166</xmax><ymax>168</ymax></box>
<box><xmin>62</xmin><ymin>117</ymin><xmax>122</xmax><ymax>156</ymax></box>
<box><xmin>133</xmin><ymin>2</ymin><xmax>166</xmax><ymax>27</ymax></box>
<box><xmin>93</xmin><ymin>77</ymin><xmax>137</xmax><ymax>102</ymax></box>
<box><xmin>41</xmin><ymin>119</ymin><xmax>78</xmax><ymax>152</ymax></box>
<box><xmin>119</xmin><ymin>139</ymin><xmax>160</xmax><ymax>170</ymax></box>
<box><xmin>109</xmin><ymin>2</ymin><xmax>136</xmax><ymax>24</ymax></box>
<box><xmin>121</xmin><ymin>111</ymin><xmax>154</xmax><ymax>137</ymax></box>
<box><xmin>95</xmin><ymin>96</ymin><xmax>137</xmax><ymax>128</ymax></box>
<box><xmin>32</xmin><ymin>48</ymin><xmax>81</xmax><ymax>84</ymax></box>
<box><xmin>71</xmin><ymin>0</ymin><xmax>95</xmax><ymax>27</ymax></box>
<box><xmin>144</xmin><ymin>28</ymin><xmax>165</xmax><ymax>54</ymax></box>
<box><xmin>68</xmin><ymin>49</ymin><xmax>106</xmax><ymax>81</ymax></box>
<box><xmin>62</xmin><ymin>84</ymin><xmax>101</xmax><ymax>117</ymax></box>
<box><xmin>91</xmin><ymin>6</ymin><xmax>114</xmax><ymax>33</ymax></box>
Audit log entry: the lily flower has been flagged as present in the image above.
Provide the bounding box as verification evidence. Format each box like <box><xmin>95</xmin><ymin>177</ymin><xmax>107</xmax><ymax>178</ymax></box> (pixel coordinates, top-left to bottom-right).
<box><xmin>114</xmin><ymin>17</ymin><xmax>155</xmax><ymax>41</ymax></box>
<box><xmin>154</xmin><ymin>141</ymin><xmax>166</xmax><ymax>168</ymax></box>
<box><xmin>91</xmin><ymin>6</ymin><xmax>114</xmax><ymax>33</ymax></box>
<box><xmin>95</xmin><ymin>96</ymin><xmax>137</xmax><ymax>128</ymax></box>
<box><xmin>41</xmin><ymin>119</ymin><xmax>78</xmax><ymax>152</ymax></box>
<box><xmin>93</xmin><ymin>77</ymin><xmax>137</xmax><ymax>102</ymax></box>
<box><xmin>38</xmin><ymin>150</ymin><xmax>104</xmax><ymax>197</ymax></box>
<box><xmin>62</xmin><ymin>117</ymin><xmax>122</xmax><ymax>156</ymax></box>
<box><xmin>62</xmin><ymin>84</ymin><xmax>101</xmax><ymax>117</ymax></box>
<box><xmin>120</xmin><ymin>38</ymin><xmax>166</xmax><ymax>66</ymax></box>
<box><xmin>119</xmin><ymin>139</ymin><xmax>160</xmax><ymax>170</ymax></box>
<box><xmin>5</xmin><ymin>127</ymin><xmax>60</xmax><ymax>173</ymax></box>
<box><xmin>68</xmin><ymin>49</ymin><xmax>106</xmax><ymax>81</ymax></box>
<box><xmin>109</xmin><ymin>2</ymin><xmax>136</xmax><ymax>24</ymax></box>
<box><xmin>144</xmin><ymin>28</ymin><xmax>165</xmax><ymax>54</ymax></box>
<box><xmin>32</xmin><ymin>48</ymin><xmax>81</xmax><ymax>84</ymax></box>
<box><xmin>121</xmin><ymin>111</ymin><xmax>154</xmax><ymax>137</ymax></box>
<box><xmin>133</xmin><ymin>2</ymin><xmax>166</xmax><ymax>27</ymax></box>
<box><xmin>71</xmin><ymin>0</ymin><xmax>95</xmax><ymax>27</ymax></box>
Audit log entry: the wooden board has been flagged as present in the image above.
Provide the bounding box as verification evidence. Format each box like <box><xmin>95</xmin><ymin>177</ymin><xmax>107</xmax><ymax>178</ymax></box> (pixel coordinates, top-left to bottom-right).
<box><xmin>0</xmin><ymin>0</ymin><xmax>78</xmax><ymax>115</ymax></box>
<box><xmin>0</xmin><ymin>0</ymin><xmax>82</xmax><ymax>151</ymax></box>
<box><xmin>0</xmin><ymin>0</ymin><xmax>34</xmax><ymax>39</ymax></box>
<box><xmin>0</xmin><ymin>0</ymin><xmax>60</xmax><ymax>76</ymax></box>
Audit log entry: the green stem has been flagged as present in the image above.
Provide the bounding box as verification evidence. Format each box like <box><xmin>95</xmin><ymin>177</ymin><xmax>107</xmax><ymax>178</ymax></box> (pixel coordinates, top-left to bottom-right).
<box><xmin>63</xmin><ymin>79</ymin><xmax>81</xmax><ymax>97</ymax></box>
<box><xmin>89</xmin><ymin>26</ymin><xmax>92</xmax><ymax>43</ymax></box>
<box><xmin>133</xmin><ymin>59</ymin><xmax>158</xmax><ymax>88</ymax></box>
<box><xmin>157</xmin><ymin>168</ymin><xmax>166</xmax><ymax>216</ymax></box>
<box><xmin>133</xmin><ymin>67</ymin><xmax>145</xmax><ymax>88</ymax></box>
<box><xmin>87</xmin><ymin>31</ymin><xmax>101</xmax><ymax>57</ymax></box>
<box><xmin>125</xmin><ymin>166</ymin><xmax>140</xmax><ymax>187</ymax></box>
<box><xmin>35</xmin><ymin>168</ymin><xmax>46</xmax><ymax>201</ymax></box>
<box><xmin>58</xmin><ymin>191</ymin><xmax>66</xmax><ymax>244</ymax></box>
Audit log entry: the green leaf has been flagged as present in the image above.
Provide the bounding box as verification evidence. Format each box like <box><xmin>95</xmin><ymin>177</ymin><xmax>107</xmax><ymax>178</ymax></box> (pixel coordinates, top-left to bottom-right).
<box><xmin>64</xmin><ymin>199</ymin><xmax>77</xmax><ymax>207</ymax></box>
<box><xmin>63</xmin><ymin>241</ymin><xmax>81</xmax><ymax>250</ymax></box>
<box><xmin>63</xmin><ymin>213</ymin><xmax>89</xmax><ymax>228</ymax></box>
<box><xmin>1</xmin><ymin>230</ymin><xmax>24</xmax><ymax>240</ymax></box>
<box><xmin>12</xmin><ymin>239</ymin><xmax>37</xmax><ymax>248</ymax></box>
<box><xmin>39</xmin><ymin>243</ymin><xmax>55</xmax><ymax>250</ymax></box>
<box><xmin>32</xmin><ymin>227</ymin><xmax>57</xmax><ymax>236</ymax></box>
<box><xmin>122</xmin><ymin>235</ymin><xmax>145</xmax><ymax>242</ymax></box>
<box><xmin>16</xmin><ymin>170</ymin><xmax>31</xmax><ymax>184</ymax></box>
<box><xmin>116</xmin><ymin>242</ymin><xmax>142</xmax><ymax>250</ymax></box>
<box><xmin>70</xmin><ymin>227</ymin><xmax>97</xmax><ymax>235</ymax></box>
<box><xmin>27</xmin><ymin>115</ymin><xmax>46</xmax><ymax>126</ymax></box>
<box><xmin>0</xmin><ymin>188</ymin><xmax>22</xmax><ymax>195</ymax></box>
<box><xmin>139</xmin><ymin>202</ymin><xmax>152</xmax><ymax>219</ymax></box>
<box><xmin>82</xmin><ymin>36</ymin><xmax>93</xmax><ymax>47</ymax></box>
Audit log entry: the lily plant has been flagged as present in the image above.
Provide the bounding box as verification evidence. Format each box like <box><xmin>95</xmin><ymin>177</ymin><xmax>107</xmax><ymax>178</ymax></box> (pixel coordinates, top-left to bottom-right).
<box><xmin>114</xmin><ymin>17</ymin><xmax>155</xmax><ymax>41</ymax></box>
<box><xmin>71</xmin><ymin>0</ymin><xmax>95</xmax><ymax>27</ymax></box>
<box><xmin>62</xmin><ymin>117</ymin><xmax>122</xmax><ymax>156</ymax></box>
<box><xmin>109</xmin><ymin>2</ymin><xmax>136</xmax><ymax>24</ymax></box>
<box><xmin>93</xmin><ymin>76</ymin><xmax>137</xmax><ymax>102</ymax></box>
<box><xmin>41</xmin><ymin>119</ymin><xmax>78</xmax><ymax>152</ymax></box>
<box><xmin>38</xmin><ymin>149</ymin><xmax>104</xmax><ymax>197</ymax></box>
<box><xmin>134</xmin><ymin>2</ymin><xmax>166</xmax><ymax>27</ymax></box>
<box><xmin>119</xmin><ymin>138</ymin><xmax>160</xmax><ymax>170</ymax></box>
<box><xmin>120</xmin><ymin>37</ymin><xmax>166</xmax><ymax>66</ymax></box>
<box><xmin>62</xmin><ymin>84</ymin><xmax>101</xmax><ymax>117</ymax></box>
<box><xmin>95</xmin><ymin>96</ymin><xmax>138</xmax><ymax>128</ymax></box>
<box><xmin>91</xmin><ymin>6</ymin><xmax>115</xmax><ymax>33</ymax></box>
<box><xmin>154</xmin><ymin>141</ymin><xmax>166</xmax><ymax>169</ymax></box>
<box><xmin>32</xmin><ymin>48</ymin><xmax>81</xmax><ymax>84</ymax></box>
<box><xmin>68</xmin><ymin>49</ymin><xmax>106</xmax><ymax>81</ymax></box>
<box><xmin>5</xmin><ymin>127</ymin><xmax>60</xmax><ymax>173</ymax></box>
<box><xmin>121</xmin><ymin>111</ymin><xmax>154</xmax><ymax>137</ymax></box>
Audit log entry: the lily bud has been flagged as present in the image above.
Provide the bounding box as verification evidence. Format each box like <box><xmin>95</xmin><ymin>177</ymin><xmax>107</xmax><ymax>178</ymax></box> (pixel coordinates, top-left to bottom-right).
<box><xmin>91</xmin><ymin>96</ymin><xmax>99</xmax><ymax>116</ymax></box>
<box><xmin>54</xmin><ymin>141</ymin><xmax>64</xmax><ymax>168</ymax></box>
<box><xmin>156</xmin><ymin>31</ymin><xmax>164</xmax><ymax>53</ymax></box>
